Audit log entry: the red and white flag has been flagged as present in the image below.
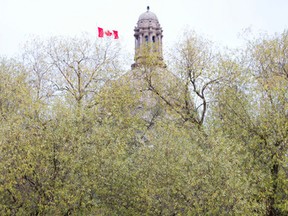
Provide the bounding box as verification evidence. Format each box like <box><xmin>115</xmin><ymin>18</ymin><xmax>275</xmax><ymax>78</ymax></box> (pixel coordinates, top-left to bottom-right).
<box><xmin>112</xmin><ymin>30</ymin><xmax>119</xmax><ymax>39</ymax></box>
<box><xmin>98</xmin><ymin>27</ymin><xmax>104</xmax><ymax>37</ymax></box>
<box><xmin>98</xmin><ymin>27</ymin><xmax>119</xmax><ymax>39</ymax></box>
<box><xmin>105</xmin><ymin>30</ymin><xmax>112</xmax><ymax>36</ymax></box>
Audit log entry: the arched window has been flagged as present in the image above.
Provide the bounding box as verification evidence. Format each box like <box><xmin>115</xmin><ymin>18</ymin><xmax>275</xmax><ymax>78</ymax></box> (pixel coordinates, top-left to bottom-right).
<box><xmin>152</xmin><ymin>36</ymin><xmax>155</xmax><ymax>43</ymax></box>
<box><xmin>145</xmin><ymin>35</ymin><xmax>149</xmax><ymax>42</ymax></box>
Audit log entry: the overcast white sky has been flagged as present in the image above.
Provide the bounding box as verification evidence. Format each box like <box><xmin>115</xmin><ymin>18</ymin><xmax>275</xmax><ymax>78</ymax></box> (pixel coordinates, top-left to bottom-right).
<box><xmin>1</xmin><ymin>0</ymin><xmax>288</xmax><ymax>60</ymax></box>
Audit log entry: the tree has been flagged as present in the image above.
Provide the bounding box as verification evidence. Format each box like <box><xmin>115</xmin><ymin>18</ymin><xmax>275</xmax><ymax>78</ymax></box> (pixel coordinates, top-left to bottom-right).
<box><xmin>0</xmin><ymin>36</ymin><xmax>125</xmax><ymax>215</ymax></box>
<box><xmin>210</xmin><ymin>30</ymin><xmax>288</xmax><ymax>215</ymax></box>
<box><xmin>248</xmin><ymin>30</ymin><xmax>288</xmax><ymax>215</ymax></box>
<box><xmin>1</xmin><ymin>30</ymin><xmax>288</xmax><ymax>215</ymax></box>
<box><xmin>168</xmin><ymin>31</ymin><xmax>220</xmax><ymax>128</ymax></box>
<box><xmin>23</xmin><ymin>34</ymin><xmax>123</xmax><ymax>112</ymax></box>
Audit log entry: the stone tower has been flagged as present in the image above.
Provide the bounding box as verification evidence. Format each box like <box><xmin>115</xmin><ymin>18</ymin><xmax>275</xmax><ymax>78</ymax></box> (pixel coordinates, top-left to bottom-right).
<box><xmin>132</xmin><ymin>6</ymin><xmax>165</xmax><ymax>69</ymax></box>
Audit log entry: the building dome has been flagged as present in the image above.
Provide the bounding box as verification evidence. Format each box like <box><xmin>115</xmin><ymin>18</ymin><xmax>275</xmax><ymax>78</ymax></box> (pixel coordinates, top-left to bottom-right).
<box><xmin>137</xmin><ymin>6</ymin><xmax>160</xmax><ymax>29</ymax></box>
<box><xmin>138</xmin><ymin>10</ymin><xmax>158</xmax><ymax>22</ymax></box>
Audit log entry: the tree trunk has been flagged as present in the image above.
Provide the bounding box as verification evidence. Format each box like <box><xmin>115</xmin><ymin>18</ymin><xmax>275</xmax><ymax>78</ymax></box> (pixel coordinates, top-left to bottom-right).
<box><xmin>267</xmin><ymin>161</ymin><xmax>280</xmax><ymax>216</ymax></box>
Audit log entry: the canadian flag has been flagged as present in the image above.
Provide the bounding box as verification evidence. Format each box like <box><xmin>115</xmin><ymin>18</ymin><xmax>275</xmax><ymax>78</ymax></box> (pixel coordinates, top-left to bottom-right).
<box><xmin>98</xmin><ymin>27</ymin><xmax>119</xmax><ymax>39</ymax></box>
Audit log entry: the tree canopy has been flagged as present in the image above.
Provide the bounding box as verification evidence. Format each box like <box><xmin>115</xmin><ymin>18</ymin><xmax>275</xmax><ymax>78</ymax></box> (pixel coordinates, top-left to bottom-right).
<box><xmin>0</xmin><ymin>31</ymin><xmax>287</xmax><ymax>215</ymax></box>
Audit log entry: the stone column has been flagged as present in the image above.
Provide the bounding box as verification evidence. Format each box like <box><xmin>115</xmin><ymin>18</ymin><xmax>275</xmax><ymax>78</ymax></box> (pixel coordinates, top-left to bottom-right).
<box><xmin>139</xmin><ymin>34</ymin><xmax>142</xmax><ymax>47</ymax></box>
<box><xmin>158</xmin><ymin>35</ymin><xmax>161</xmax><ymax>55</ymax></box>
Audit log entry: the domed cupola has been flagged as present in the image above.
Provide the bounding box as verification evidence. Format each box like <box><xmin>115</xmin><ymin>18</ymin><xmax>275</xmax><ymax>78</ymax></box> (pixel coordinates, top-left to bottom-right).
<box><xmin>132</xmin><ymin>6</ymin><xmax>165</xmax><ymax>69</ymax></box>
<box><xmin>138</xmin><ymin>9</ymin><xmax>159</xmax><ymax>28</ymax></box>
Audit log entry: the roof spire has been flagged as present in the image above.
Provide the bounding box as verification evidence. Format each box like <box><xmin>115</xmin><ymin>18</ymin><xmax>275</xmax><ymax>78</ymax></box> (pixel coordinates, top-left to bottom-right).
<box><xmin>147</xmin><ymin>6</ymin><xmax>150</xmax><ymax>11</ymax></box>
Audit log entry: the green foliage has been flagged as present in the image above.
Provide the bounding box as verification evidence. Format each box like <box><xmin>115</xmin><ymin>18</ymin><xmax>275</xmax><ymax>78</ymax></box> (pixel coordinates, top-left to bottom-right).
<box><xmin>0</xmin><ymin>31</ymin><xmax>288</xmax><ymax>215</ymax></box>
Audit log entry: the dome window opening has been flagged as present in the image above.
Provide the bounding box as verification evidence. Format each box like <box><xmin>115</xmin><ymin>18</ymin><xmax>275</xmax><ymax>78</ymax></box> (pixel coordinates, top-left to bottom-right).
<box><xmin>145</xmin><ymin>35</ymin><xmax>149</xmax><ymax>43</ymax></box>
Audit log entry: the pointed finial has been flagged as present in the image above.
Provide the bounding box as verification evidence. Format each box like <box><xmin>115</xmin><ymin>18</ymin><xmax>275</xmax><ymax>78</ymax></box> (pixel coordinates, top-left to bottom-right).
<box><xmin>147</xmin><ymin>6</ymin><xmax>150</xmax><ymax>11</ymax></box>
